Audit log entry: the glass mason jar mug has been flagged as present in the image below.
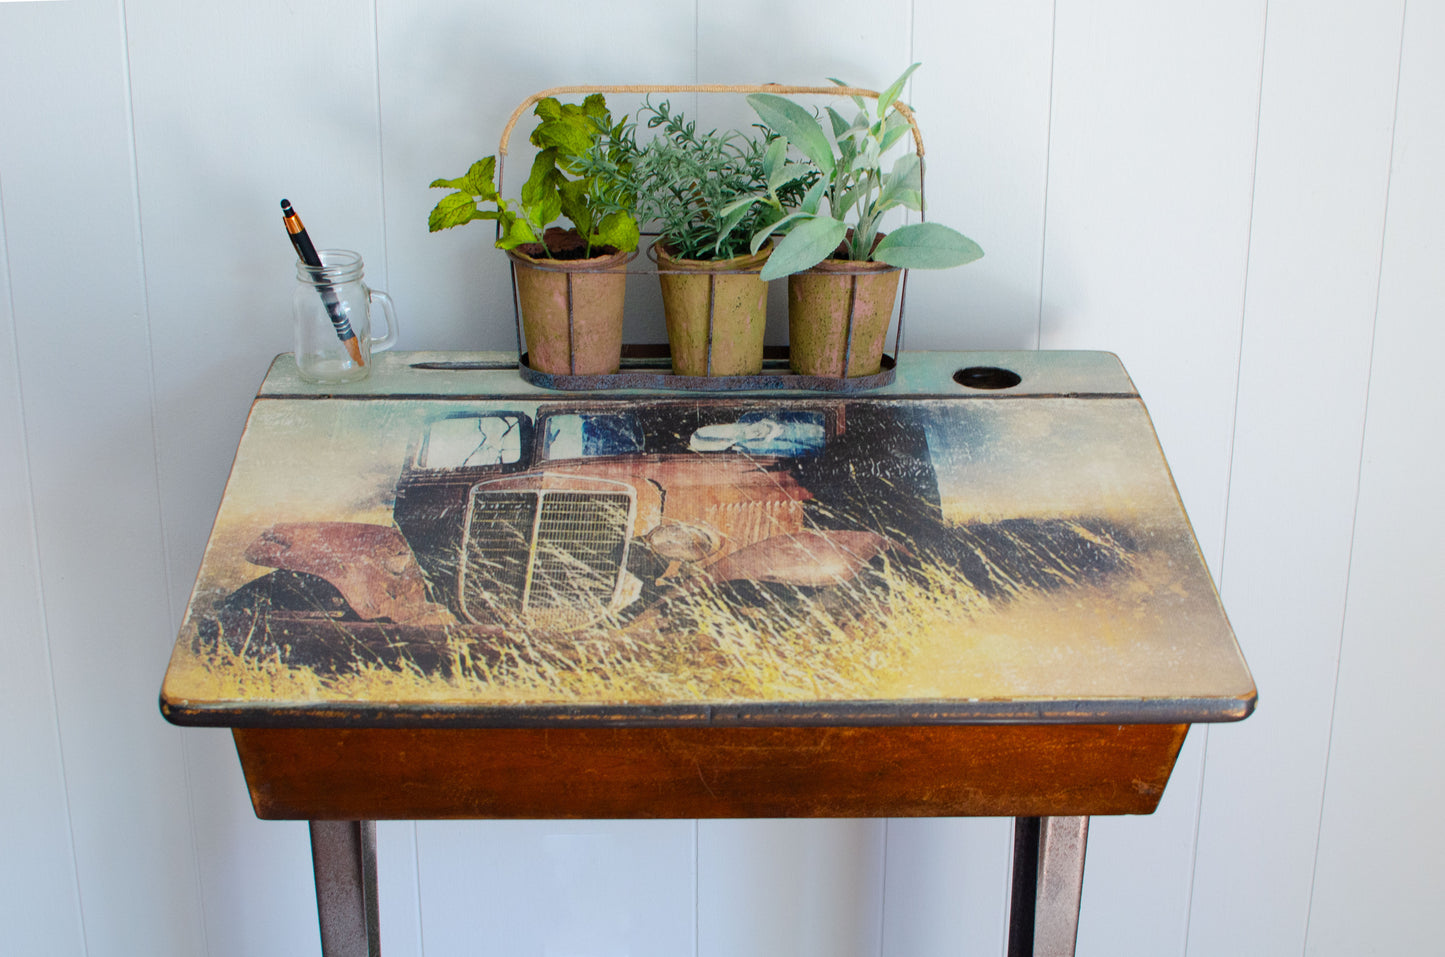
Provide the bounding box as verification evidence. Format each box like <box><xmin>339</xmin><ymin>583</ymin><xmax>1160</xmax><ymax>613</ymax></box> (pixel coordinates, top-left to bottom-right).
<box><xmin>293</xmin><ymin>249</ymin><xmax>398</xmax><ymax>382</ymax></box>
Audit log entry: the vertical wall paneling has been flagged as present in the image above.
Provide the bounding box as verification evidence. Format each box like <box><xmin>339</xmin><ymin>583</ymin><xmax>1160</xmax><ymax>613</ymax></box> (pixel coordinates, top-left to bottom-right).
<box><xmin>414</xmin><ymin>820</ymin><xmax>697</xmax><ymax>957</ymax></box>
<box><xmin>376</xmin><ymin>3</ymin><xmax>698</xmax><ymax>352</ymax></box>
<box><xmin>377</xmin><ymin>821</ymin><xmax>424</xmax><ymax>957</ymax></box>
<box><xmin>1040</xmin><ymin>4</ymin><xmax>1266</xmax><ymax>955</ymax></box>
<box><xmin>1</xmin><ymin>3</ymin><xmax>1441</xmax><ymax>955</ymax></box>
<box><xmin>697</xmin><ymin>0</ymin><xmax>914</xmax><ymax>350</ymax></box>
<box><xmin>0</xmin><ymin>0</ymin><xmax>206</xmax><ymax>954</ymax></box>
<box><xmin>125</xmin><ymin>0</ymin><xmax>392</xmax><ymax>623</ymax></box>
<box><xmin>375</xmin><ymin>10</ymin><xmax>701</xmax><ymax>953</ymax></box>
<box><xmin>0</xmin><ymin>173</ymin><xmax>89</xmax><ymax>956</ymax></box>
<box><xmin>694</xmin><ymin>14</ymin><xmax>905</xmax><ymax>949</ymax></box>
<box><xmin>887</xmin><ymin>3</ymin><xmax>1057</xmax><ymax>937</ymax></box>
<box><xmin>696</xmin><ymin>0</ymin><xmax>912</xmax><ymax>120</ymax></box>
<box><xmin>699</xmin><ymin>819</ymin><xmax>886</xmax><ymax>957</ymax></box>
<box><xmin>1040</xmin><ymin>0</ymin><xmax>1266</xmax><ymax>570</ymax></box>
<box><xmin>880</xmin><ymin>818</ymin><xmax>1013</xmax><ymax>957</ymax></box>
<box><xmin>180</xmin><ymin>730</ymin><xmax>321</xmax><ymax>957</ymax></box>
<box><xmin>1304</xmin><ymin>3</ymin><xmax>1445</xmax><ymax>953</ymax></box>
<box><xmin>1187</xmin><ymin>3</ymin><xmax>1405</xmax><ymax>955</ymax></box>
<box><xmin>124</xmin><ymin>2</ymin><xmax>393</xmax><ymax>950</ymax></box>
<box><xmin>1074</xmin><ymin>733</ymin><xmax>1208</xmax><ymax>957</ymax></box>
<box><xmin>909</xmin><ymin>0</ymin><xmax>1056</xmax><ymax>350</ymax></box>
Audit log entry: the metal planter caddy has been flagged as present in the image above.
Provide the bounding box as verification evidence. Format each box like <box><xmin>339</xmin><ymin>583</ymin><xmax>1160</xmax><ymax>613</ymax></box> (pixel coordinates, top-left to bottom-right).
<box><xmin>493</xmin><ymin>83</ymin><xmax>933</xmax><ymax>392</ymax></box>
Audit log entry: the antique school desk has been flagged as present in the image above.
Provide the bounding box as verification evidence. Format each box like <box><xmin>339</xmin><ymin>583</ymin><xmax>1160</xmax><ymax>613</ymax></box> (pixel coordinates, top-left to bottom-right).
<box><xmin>160</xmin><ymin>350</ymin><xmax>1255</xmax><ymax>957</ymax></box>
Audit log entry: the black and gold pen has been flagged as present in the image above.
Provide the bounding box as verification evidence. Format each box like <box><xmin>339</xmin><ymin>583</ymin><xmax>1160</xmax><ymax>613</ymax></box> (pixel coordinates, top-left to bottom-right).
<box><xmin>281</xmin><ymin>199</ymin><xmax>365</xmax><ymax>366</ymax></box>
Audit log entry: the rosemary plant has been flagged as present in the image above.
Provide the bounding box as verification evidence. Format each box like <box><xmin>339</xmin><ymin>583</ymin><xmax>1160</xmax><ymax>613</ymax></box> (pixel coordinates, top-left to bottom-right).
<box><xmin>585</xmin><ymin>100</ymin><xmax>814</xmax><ymax>261</ymax></box>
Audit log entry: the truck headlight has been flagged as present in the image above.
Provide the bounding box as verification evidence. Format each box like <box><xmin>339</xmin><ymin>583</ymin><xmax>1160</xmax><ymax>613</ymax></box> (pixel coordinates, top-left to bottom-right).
<box><xmin>645</xmin><ymin>522</ymin><xmax>721</xmax><ymax>562</ymax></box>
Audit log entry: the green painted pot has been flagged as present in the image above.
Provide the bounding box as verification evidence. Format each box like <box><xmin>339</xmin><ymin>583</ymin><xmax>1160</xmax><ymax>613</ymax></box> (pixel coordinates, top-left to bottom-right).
<box><xmin>507</xmin><ymin>245</ymin><xmax>632</xmax><ymax>376</ymax></box>
<box><xmin>787</xmin><ymin>258</ymin><xmax>901</xmax><ymax>378</ymax></box>
<box><xmin>655</xmin><ymin>243</ymin><xmax>770</xmax><ymax>377</ymax></box>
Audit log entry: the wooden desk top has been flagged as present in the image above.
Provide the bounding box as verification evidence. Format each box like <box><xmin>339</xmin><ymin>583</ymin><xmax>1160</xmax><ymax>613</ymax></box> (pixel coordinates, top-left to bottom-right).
<box><xmin>160</xmin><ymin>351</ymin><xmax>1255</xmax><ymax>731</ymax></box>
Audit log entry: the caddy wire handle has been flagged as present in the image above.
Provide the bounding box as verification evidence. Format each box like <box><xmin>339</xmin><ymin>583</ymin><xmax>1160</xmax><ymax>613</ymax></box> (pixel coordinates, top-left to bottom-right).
<box><xmin>497</xmin><ymin>83</ymin><xmax>930</xmax><ymax>370</ymax></box>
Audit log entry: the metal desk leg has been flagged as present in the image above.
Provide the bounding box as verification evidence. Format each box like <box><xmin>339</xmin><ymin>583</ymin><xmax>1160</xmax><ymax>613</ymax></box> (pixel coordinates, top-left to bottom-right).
<box><xmin>1008</xmin><ymin>816</ymin><xmax>1090</xmax><ymax>957</ymax></box>
<box><xmin>309</xmin><ymin>820</ymin><xmax>381</xmax><ymax>957</ymax></box>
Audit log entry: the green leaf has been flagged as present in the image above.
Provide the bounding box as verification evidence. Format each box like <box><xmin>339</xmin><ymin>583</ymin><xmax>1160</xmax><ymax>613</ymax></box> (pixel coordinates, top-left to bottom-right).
<box><xmin>719</xmin><ymin>193</ymin><xmax>765</xmax><ymax>218</ymax></box>
<box><xmin>533</xmin><ymin>118</ymin><xmax>592</xmax><ymax>157</ymax></box>
<box><xmin>759</xmin><ymin>216</ymin><xmax>848</xmax><ymax>280</ymax></box>
<box><xmin>776</xmin><ymin>162</ymin><xmax>814</xmax><ymax>188</ymax></box>
<box><xmin>581</xmin><ymin>93</ymin><xmax>610</xmax><ymax>121</ymax></box>
<box><xmin>430</xmin><ymin>156</ymin><xmax>498</xmax><ymax>198</ymax></box>
<box><xmin>875</xmin><ymin>154</ymin><xmax>921</xmax><ymax>210</ymax></box>
<box><xmin>860</xmin><ymin>137</ymin><xmax>881</xmax><ymax>172</ymax></box>
<box><xmin>826</xmin><ymin>107</ymin><xmax>852</xmax><ymax>139</ymax></box>
<box><xmin>521</xmin><ymin>149</ymin><xmax>558</xmax><ymax>205</ymax></box>
<box><xmin>827</xmin><ymin>76</ymin><xmax>867</xmax><ymax>112</ymax></box>
<box><xmin>713</xmin><ymin>203</ymin><xmax>754</xmax><ymax>255</ymax></box>
<box><xmin>555</xmin><ymin>177</ymin><xmax>591</xmax><ymax>232</ymax></box>
<box><xmin>537</xmin><ymin>188</ymin><xmax>564</xmax><ymax>228</ymax></box>
<box><xmin>891</xmin><ymin>189</ymin><xmax>923</xmax><ymax>212</ymax></box>
<box><xmin>880</xmin><ymin>111</ymin><xmax>912</xmax><ymax>154</ymax></box>
<box><xmin>496</xmin><ymin>216</ymin><xmax>538</xmax><ymax>251</ymax></box>
<box><xmin>835</xmin><ymin>182</ymin><xmax>867</xmax><ymax>219</ymax></box>
<box><xmin>762</xmin><ymin>136</ymin><xmax>786</xmax><ymax>182</ymax></box>
<box><xmin>462</xmin><ymin>157</ymin><xmax>498</xmax><ymax>197</ymax></box>
<box><xmin>747</xmin><ymin>93</ymin><xmax>835</xmax><ymax>177</ymax></box>
<box><xmin>748</xmin><ymin>210</ymin><xmax>812</xmax><ymax>254</ymax></box>
<box><xmin>430</xmin><ymin>175</ymin><xmax>472</xmax><ymax>193</ymax></box>
<box><xmin>800</xmin><ymin>179</ymin><xmax>826</xmax><ymax>215</ymax></box>
<box><xmin>427</xmin><ymin>192</ymin><xmax>482</xmax><ymax>231</ymax></box>
<box><xmin>877</xmin><ymin>63</ymin><xmax>921</xmax><ymax>117</ymax></box>
<box><xmin>594</xmin><ymin>211</ymin><xmax>640</xmax><ymax>252</ymax></box>
<box><xmin>871</xmin><ymin>222</ymin><xmax>984</xmax><ymax>269</ymax></box>
<box><xmin>533</xmin><ymin>97</ymin><xmax>562</xmax><ymax>122</ymax></box>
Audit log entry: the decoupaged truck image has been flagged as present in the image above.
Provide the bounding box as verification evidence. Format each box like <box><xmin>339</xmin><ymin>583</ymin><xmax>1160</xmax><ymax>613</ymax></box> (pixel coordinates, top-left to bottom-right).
<box><xmin>180</xmin><ymin>392</ymin><xmax>1182</xmax><ymax>706</ymax></box>
<box><xmin>203</xmin><ymin>400</ymin><xmax>958</xmax><ymax>665</ymax></box>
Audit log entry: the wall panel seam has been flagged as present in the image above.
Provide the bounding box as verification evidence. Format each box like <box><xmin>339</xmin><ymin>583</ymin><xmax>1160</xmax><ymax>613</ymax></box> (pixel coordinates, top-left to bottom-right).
<box><xmin>1179</xmin><ymin>728</ymin><xmax>1211</xmax><ymax>957</ymax></box>
<box><xmin>692</xmin><ymin>820</ymin><xmax>700</xmax><ymax>957</ymax></box>
<box><xmin>876</xmin><ymin>819</ymin><xmax>889</xmax><ymax>957</ymax></box>
<box><xmin>0</xmin><ymin>170</ymin><xmax>92</xmax><ymax>957</ymax></box>
<box><xmin>410</xmin><ymin>822</ymin><xmax>427</xmax><ymax>956</ymax></box>
<box><xmin>113</xmin><ymin>0</ymin><xmax>177</xmax><ymax>635</ymax></box>
<box><xmin>114</xmin><ymin>0</ymin><xmax>211</xmax><ymax>953</ymax></box>
<box><xmin>1190</xmin><ymin>2</ymin><xmax>1270</xmax><ymax>947</ymax></box>
<box><xmin>1213</xmin><ymin>0</ymin><xmax>1272</xmax><ymax>599</ymax></box>
<box><xmin>371</xmin><ymin>0</ymin><xmax>392</xmax><ymax>293</ymax></box>
<box><xmin>908</xmin><ymin>0</ymin><xmax>915</xmax><ymax>65</ymax></box>
<box><xmin>1301</xmin><ymin>2</ymin><xmax>1409</xmax><ymax>951</ymax></box>
<box><xmin>1033</xmin><ymin>0</ymin><xmax>1058</xmax><ymax>351</ymax></box>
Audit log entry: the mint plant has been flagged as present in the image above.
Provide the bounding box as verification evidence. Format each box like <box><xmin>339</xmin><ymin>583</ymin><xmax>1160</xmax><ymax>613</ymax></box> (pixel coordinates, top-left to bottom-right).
<box><xmin>743</xmin><ymin>64</ymin><xmax>983</xmax><ymax>281</ymax></box>
<box><xmin>428</xmin><ymin>94</ymin><xmax>640</xmax><ymax>258</ymax></box>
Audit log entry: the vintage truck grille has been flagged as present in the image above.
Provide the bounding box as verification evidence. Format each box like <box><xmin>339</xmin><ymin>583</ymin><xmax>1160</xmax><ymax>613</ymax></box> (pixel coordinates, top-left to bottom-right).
<box><xmin>460</xmin><ymin>487</ymin><xmax>633</xmax><ymax>629</ymax></box>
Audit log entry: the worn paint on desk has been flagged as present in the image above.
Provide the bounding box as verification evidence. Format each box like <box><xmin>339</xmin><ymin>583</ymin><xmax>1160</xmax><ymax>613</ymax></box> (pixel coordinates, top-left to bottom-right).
<box><xmin>160</xmin><ymin>353</ymin><xmax>1254</xmax><ymax>726</ymax></box>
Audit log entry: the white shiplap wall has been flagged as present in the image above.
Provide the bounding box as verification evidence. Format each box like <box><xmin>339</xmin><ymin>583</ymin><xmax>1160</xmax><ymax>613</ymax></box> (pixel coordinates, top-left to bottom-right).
<box><xmin>1</xmin><ymin>1</ymin><xmax>1439</xmax><ymax>955</ymax></box>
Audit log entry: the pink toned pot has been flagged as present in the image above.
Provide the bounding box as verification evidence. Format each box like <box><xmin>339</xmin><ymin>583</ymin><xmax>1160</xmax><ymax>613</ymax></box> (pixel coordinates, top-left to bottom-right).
<box><xmin>787</xmin><ymin>258</ymin><xmax>901</xmax><ymax>378</ymax></box>
<box><xmin>507</xmin><ymin>245</ymin><xmax>632</xmax><ymax>376</ymax></box>
<box><xmin>655</xmin><ymin>243</ymin><xmax>770</xmax><ymax>377</ymax></box>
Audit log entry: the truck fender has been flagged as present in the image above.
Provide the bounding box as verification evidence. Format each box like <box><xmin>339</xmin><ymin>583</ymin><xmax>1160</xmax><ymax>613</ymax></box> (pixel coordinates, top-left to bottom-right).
<box><xmin>704</xmin><ymin>530</ymin><xmax>902</xmax><ymax>587</ymax></box>
<box><xmin>243</xmin><ymin>522</ymin><xmax>455</xmax><ymax>625</ymax></box>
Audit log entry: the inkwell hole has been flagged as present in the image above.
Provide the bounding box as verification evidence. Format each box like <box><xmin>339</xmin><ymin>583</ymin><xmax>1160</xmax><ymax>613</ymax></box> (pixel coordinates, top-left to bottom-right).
<box><xmin>953</xmin><ymin>366</ymin><xmax>1022</xmax><ymax>390</ymax></box>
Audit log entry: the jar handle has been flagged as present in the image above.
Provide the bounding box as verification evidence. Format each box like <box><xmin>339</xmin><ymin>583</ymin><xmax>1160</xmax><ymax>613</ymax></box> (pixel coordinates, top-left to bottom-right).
<box><xmin>367</xmin><ymin>288</ymin><xmax>399</xmax><ymax>353</ymax></box>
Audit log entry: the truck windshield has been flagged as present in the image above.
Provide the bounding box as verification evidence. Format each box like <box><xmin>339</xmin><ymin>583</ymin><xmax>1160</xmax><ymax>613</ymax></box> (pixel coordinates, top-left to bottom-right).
<box><xmin>420</xmin><ymin>414</ymin><xmax>524</xmax><ymax>468</ymax></box>
<box><xmin>543</xmin><ymin>413</ymin><xmax>645</xmax><ymax>460</ymax></box>
<box><xmin>688</xmin><ymin>411</ymin><xmax>825</xmax><ymax>457</ymax></box>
